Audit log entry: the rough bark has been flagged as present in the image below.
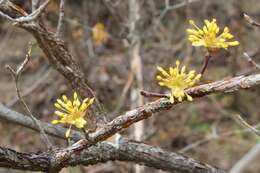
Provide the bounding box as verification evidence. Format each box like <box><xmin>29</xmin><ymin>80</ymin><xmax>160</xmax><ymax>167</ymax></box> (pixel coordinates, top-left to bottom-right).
<box><xmin>0</xmin><ymin>140</ymin><xmax>226</xmax><ymax>173</ymax></box>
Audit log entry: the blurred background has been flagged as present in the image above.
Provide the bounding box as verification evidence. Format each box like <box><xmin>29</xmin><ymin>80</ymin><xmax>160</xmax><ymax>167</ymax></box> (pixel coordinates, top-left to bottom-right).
<box><xmin>0</xmin><ymin>0</ymin><xmax>260</xmax><ymax>172</ymax></box>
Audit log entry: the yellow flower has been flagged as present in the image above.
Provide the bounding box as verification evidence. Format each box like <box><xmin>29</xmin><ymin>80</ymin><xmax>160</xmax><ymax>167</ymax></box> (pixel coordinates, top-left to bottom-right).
<box><xmin>187</xmin><ymin>19</ymin><xmax>239</xmax><ymax>51</ymax></box>
<box><xmin>157</xmin><ymin>60</ymin><xmax>201</xmax><ymax>103</ymax></box>
<box><xmin>52</xmin><ymin>92</ymin><xmax>94</xmax><ymax>138</ymax></box>
<box><xmin>92</xmin><ymin>23</ymin><xmax>108</xmax><ymax>46</ymax></box>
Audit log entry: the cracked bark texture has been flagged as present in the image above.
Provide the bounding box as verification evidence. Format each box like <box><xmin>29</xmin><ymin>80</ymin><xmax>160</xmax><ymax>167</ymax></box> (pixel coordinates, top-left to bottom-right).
<box><xmin>0</xmin><ymin>140</ymin><xmax>225</xmax><ymax>173</ymax></box>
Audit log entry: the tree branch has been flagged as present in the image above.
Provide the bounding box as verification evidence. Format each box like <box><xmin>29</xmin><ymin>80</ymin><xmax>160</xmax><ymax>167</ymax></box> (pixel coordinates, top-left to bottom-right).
<box><xmin>32</xmin><ymin>0</ymin><xmax>41</xmax><ymax>12</ymax></box>
<box><xmin>0</xmin><ymin>0</ymin><xmax>51</xmax><ymax>22</ymax></box>
<box><xmin>0</xmin><ymin>103</ymin><xmax>225</xmax><ymax>173</ymax></box>
<box><xmin>0</xmin><ymin>139</ymin><xmax>226</xmax><ymax>173</ymax></box>
<box><xmin>0</xmin><ymin>1</ymin><xmax>102</xmax><ymax>117</ymax></box>
<box><xmin>58</xmin><ymin>73</ymin><xmax>260</xmax><ymax>152</ymax></box>
<box><xmin>1</xmin><ymin>72</ymin><xmax>260</xmax><ymax>172</ymax></box>
<box><xmin>56</xmin><ymin>0</ymin><xmax>66</xmax><ymax>38</ymax></box>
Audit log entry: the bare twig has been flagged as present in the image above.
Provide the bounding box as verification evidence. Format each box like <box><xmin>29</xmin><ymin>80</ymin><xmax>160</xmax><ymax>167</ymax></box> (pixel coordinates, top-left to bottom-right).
<box><xmin>232</xmin><ymin>114</ymin><xmax>260</xmax><ymax>136</ymax></box>
<box><xmin>7</xmin><ymin>66</ymin><xmax>52</xmax><ymax>107</ymax></box>
<box><xmin>17</xmin><ymin>0</ymin><xmax>50</xmax><ymax>22</ymax></box>
<box><xmin>0</xmin><ymin>0</ymin><xmax>51</xmax><ymax>22</ymax></box>
<box><xmin>5</xmin><ymin>43</ymin><xmax>52</xmax><ymax>148</ymax></box>
<box><xmin>112</xmin><ymin>71</ymin><xmax>134</xmax><ymax>115</ymax></box>
<box><xmin>145</xmin><ymin>0</ymin><xmax>204</xmax><ymax>39</ymax></box>
<box><xmin>179</xmin><ymin>123</ymin><xmax>260</xmax><ymax>153</ymax></box>
<box><xmin>200</xmin><ymin>52</ymin><xmax>212</xmax><ymax>75</ymax></box>
<box><xmin>243</xmin><ymin>52</ymin><xmax>260</xmax><ymax>71</ymax></box>
<box><xmin>32</xmin><ymin>0</ymin><xmax>41</xmax><ymax>12</ymax></box>
<box><xmin>56</xmin><ymin>0</ymin><xmax>66</xmax><ymax>38</ymax></box>
<box><xmin>0</xmin><ymin>103</ymin><xmax>83</xmax><ymax>140</ymax></box>
<box><xmin>244</xmin><ymin>13</ymin><xmax>260</xmax><ymax>28</ymax></box>
<box><xmin>140</xmin><ymin>90</ymin><xmax>169</xmax><ymax>98</ymax></box>
<box><xmin>158</xmin><ymin>0</ymin><xmax>203</xmax><ymax>21</ymax></box>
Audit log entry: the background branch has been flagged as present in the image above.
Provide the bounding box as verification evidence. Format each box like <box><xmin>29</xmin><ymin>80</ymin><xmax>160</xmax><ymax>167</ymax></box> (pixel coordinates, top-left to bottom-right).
<box><xmin>5</xmin><ymin>44</ymin><xmax>52</xmax><ymax>148</ymax></box>
<box><xmin>128</xmin><ymin>0</ymin><xmax>145</xmax><ymax>172</ymax></box>
<box><xmin>56</xmin><ymin>0</ymin><xmax>66</xmax><ymax>38</ymax></box>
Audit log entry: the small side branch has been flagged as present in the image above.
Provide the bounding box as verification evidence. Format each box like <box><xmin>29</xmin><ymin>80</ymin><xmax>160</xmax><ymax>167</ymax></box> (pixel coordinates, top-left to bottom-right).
<box><xmin>244</xmin><ymin>13</ymin><xmax>260</xmax><ymax>28</ymax></box>
<box><xmin>200</xmin><ymin>52</ymin><xmax>212</xmax><ymax>75</ymax></box>
<box><xmin>32</xmin><ymin>0</ymin><xmax>41</xmax><ymax>12</ymax></box>
<box><xmin>56</xmin><ymin>0</ymin><xmax>66</xmax><ymax>38</ymax></box>
<box><xmin>5</xmin><ymin>44</ymin><xmax>52</xmax><ymax>148</ymax></box>
<box><xmin>232</xmin><ymin>114</ymin><xmax>260</xmax><ymax>136</ymax></box>
<box><xmin>140</xmin><ymin>90</ymin><xmax>168</xmax><ymax>98</ymax></box>
<box><xmin>0</xmin><ymin>0</ymin><xmax>51</xmax><ymax>22</ymax></box>
<box><xmin>243</xmin><ymin>52</ymin><xmax>260</xmax><ymax>71</ymax></box>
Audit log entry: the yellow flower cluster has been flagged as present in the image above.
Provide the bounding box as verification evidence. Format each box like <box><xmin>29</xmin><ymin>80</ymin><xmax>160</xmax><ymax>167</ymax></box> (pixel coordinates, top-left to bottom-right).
<box><xmin>52</xmin><ymin>92</ymin><xmax>94</xmax><ymax>138</ymax></box>
<box><xmin>92</xmin><ymin>23</ymin><xmax>108</xmax><ymax>46</ymax></box>
<box><xmin>157</xmin><ymin>60</ymin><xmax>201</xmax><ymax>103</ymax></box>
<box><xmin>187</xmin><ymin>19</ymin><xmax>239</xmax><ymax>51</ymax></box>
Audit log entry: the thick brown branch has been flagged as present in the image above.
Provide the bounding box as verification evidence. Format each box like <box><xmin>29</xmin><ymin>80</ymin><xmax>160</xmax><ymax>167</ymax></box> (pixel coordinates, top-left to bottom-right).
<box><xmin>69</xmin><ymin>139</ymin><xmax>226</xmax><ymax>173</ymax></box>
<box><xmin>56</xmin><ymin>0</ymin><xmax>66</xmax><ymax>38</ymax></box>
<box><xmin>0</xmin><ymin>139</ymin><xmax>225</xmax><ymax>173</ymax></box>
<box><xmin>0</xmin><ymin>147</ymin><xmax>49</xmax><ymax>171</ymax></box>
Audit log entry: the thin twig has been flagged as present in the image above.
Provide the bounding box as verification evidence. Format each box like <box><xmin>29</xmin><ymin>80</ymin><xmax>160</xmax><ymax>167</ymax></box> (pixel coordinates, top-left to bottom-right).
<box><xmin>158</xmin><ymin>0</ymin><xmax>203</xmax><ymax>21</ymax></box>
<box><xmin>56</xmin><ymin>0</ymin><xmax>66</xmax><ymax>38</ymax></box>
<box><xmin>111</xmin><ymin>71</ymin><xmax>134</xmax><ymax>115</ymax></box>
<box><xmin>0</xmin><ymin>0</ymin><xmax>50</xmax><ymax>22</ymax></box>
<box><xmin>144</xmin><ymin>0</ymin><xmax>204</xmax><ymax>40</ymax></box>
<box><xmin>5</xmin><ymin>43</ymin><xmax>52</xmax><ymax>149</ymax></box>
<box><xmin>32</xmin><ymin>0</ymin><xmax>41</xmax><ymax>12</ymax></box>
<box><xmin>200</xmin><ymin>52</ymin><xmax>212</xmax><ymax>75</ymax></box>
<box><xmin>243</xmin><ymin>52</ymin><xmax>260</xmax><ymax>71</ymax></box>
<box><xmin>244</xmin><ymin>13</ymin><xmax>260</xmax><ymax>28</ymax></box>
<box><xmin>140</xmin><ymin>90</ymin><xmax>168</xmax><ymax>98</ymax></box>
<box><xmin>232</xmin><ymin>114</ymin><xmax>260</xmax><ymax>136</ymax></box>
<box><xmin>179</xmin><ymin>123</ymin><xmax>260</xmax><ymax>153</ymax></box>
<box><xmin>7</xmin><ymin>66</ymin><xmax>52</xmax><ymax>107</ymax></box>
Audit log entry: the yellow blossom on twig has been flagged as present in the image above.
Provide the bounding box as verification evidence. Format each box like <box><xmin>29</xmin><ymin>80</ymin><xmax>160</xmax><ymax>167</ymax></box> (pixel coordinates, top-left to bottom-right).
<box><xmin>187</xmin><ymin>19</ymin><xmax>239</xmax><ymax>51</ymax></box>
<box><xmin>157</xmin><ymin>60</ymin><xmax>201</xmax><ymax>103</ymax></box>
<box><xmin>92</xmin><ymin>23</ymin><xmax>108</xmax><ymax>46</ymax></box>
<box><xmin>52</xmin><ymin>92</ymin><xmax>94</xmax><ymax>138</ymax></box>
